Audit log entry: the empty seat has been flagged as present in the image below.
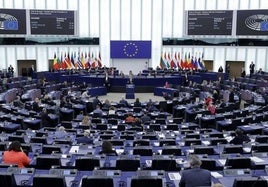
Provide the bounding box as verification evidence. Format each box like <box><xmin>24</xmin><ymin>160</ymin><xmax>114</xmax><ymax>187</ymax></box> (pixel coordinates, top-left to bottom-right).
<box><xmin>131</xmin><ymin>177</ymin><xmax>163</xmax><ymax>187</ymax></box>
<box><xmin>81</xmin><ymin>176</ymin><xmax>114</xmax><ymax>187</ymax></box>
<box><xmin>133</xmin><ymin>146</ymin><xmax>153</xmax><ymax>156</ymax></box>
<box><xmin>75</xmin><ymin>157</ymin><xmax>100</xmax><ymax>171</ymax></box>
<box><xmin>116</xmin><ymin>159</ymin><xmax>140</xmax><ymax>171</ymax></box>
<box><xmin>33</xmin><ymin>174</ymin><xmax>66</xmax><ymax>187</ymax></box>
<box><xmin>151</xmin><ymin>159</ymin><xmax>178</xmax><ymax>171</ymax></box>
<box><xmin>225</xmin><ymin>157</ymin><xmax>251</xmax><ymax>169</ymax></box>
<box><xmin>162</xmin><ymin>146</ymin><xmax>182</xmax><ymax>156</ymax></box>
<box><xmin>35</xmin><ymin>156</ymin><xmax>61</xmax><ymax>169</ymax></box>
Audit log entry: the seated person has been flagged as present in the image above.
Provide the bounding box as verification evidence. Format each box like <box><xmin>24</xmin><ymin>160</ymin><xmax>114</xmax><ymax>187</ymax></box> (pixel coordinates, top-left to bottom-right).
<box><xmin>102</xmin><ymin>99</ymin><xmax>111</xmax><ymax>110</ymax></box>
<box><xmin>119</xmin><ymin>97</ymin><xmax>129</xmax><ymax>107</ymax></box>
<box><xmin>108</xmin><ymin>106</ymin><xmax>116</xmax><ymax>115</ymax></box>
<box><xmin>92</xmin><ymin>105</ymin><xmax>103</xmax><ymax>117</ymax></box>
<box><xmin>99</xmin><ymin>141</ymin><xmax>118</xmax><ymax>156</ymax></box>
<box><xmin>179</xmin><ymin>154</ymin><xmax>211</xmax><ymax>187</ymax></box>
<box><xmin>81</xmin><ymin>115</ymin><xmax>91</xmax><ymax>126</ymax></box>
<box><xmin>2</xmin><ymin>141</ymin><xmax>30</xmax><ymax>168</ymax></box>
<box><xmin>81</xmin><ymin>90</ymin><xmax>90</xmax><ymax>98</ymax></box>
<box><xmin>125</xmin><ymin>113</ymin><xmax>135</xmax><ymax>123</ymax></box>
<box><xmin>140</xmin><ymin>111</ymin><xmax>151</xmax><ymax>123</ymax></box>
<box><xmin>55</xmin><ymin>126</ymin><xmax>67</xmax><ymax>139</ymax></box>
<box><xmin>230</xmin><ymin>129</ymin><xmax>250</xmax><ymax>145</ymax></box>
<box><xmin>164</xmin><ymin>81</ymin><xmax>170</xmax><ymax>88</ymax></box>
<box><xmin>207</xmin><ymin>101</ymin><xmax>215</xmax><ymax>115</ymax></box>
<box><xmin>32</xmin><ymin>97</ymin><xmax>41</xmax><ymax>112</ymax></box>
<box><xmin>13</xmin><ymin>96</ymin><xmax>24</xmax><ymax>108</ymax></box>
<box><xmin>40</xmin><ymin>108</ymin><xmax>52</xmax><ymax>127</ymax></box>
<box><xmin>204</xmin><ymin>96</ymin><xmax>212</xmax><ymax>107</ymax></box>
<box><xmin>76</xmin><ymin>130</ymin><xmax>93</xmax><ymax>144</ymax></box>
<box><xmin>132</xmin><ymin>118</ymin><xmax>143</xmax><ymax>130</ymax></box>
<box><xmin>134</xmin><ymin>98</ymin><xmax>142</xmax><ymax>107</ymax></box>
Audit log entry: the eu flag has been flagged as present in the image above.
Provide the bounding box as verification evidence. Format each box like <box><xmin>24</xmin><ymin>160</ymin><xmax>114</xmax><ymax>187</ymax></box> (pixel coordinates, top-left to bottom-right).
<box><xmin>260</xmin><ymin>21</ymin><xmax>268</xmax><ymax>31</ymax></box>
<box><xmin>110</xmin><ymin>41</ymin><xmax>151</xmax><ymax>59</ymax></box>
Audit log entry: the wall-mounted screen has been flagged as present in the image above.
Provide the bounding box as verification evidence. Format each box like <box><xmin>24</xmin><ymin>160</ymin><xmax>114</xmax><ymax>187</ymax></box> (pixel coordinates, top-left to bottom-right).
<box><xmin>30</xmin><ymin>10</ymin><xmax>76</xmax><ymax>35</ymax></box>
<box><xmin>186</xmin><ymin>10</ymin><xmax>233</xmax><ymax>36</ymax></box>
<box><xmin>0</xmin><ymin>9</ymin><xmax>26</xmax><ymax>34</ymax></box>
<box><xmin>236</xmin><ymin>9</ymin><xmax>268</xmax><ymax>35</ymax></box>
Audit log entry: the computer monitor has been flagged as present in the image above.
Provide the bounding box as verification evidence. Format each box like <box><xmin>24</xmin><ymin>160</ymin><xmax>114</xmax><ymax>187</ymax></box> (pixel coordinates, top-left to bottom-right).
<box><xmin>225</xmin><ymin>157</ymin><xmax>251</xmax><ymax>169</ymax></box>
<box><xmin>81</xmin><ymin>176</ymin><xmax>114</xmax><ymax>187</ymax></box>
<box><xmin>33</xmin><ymin>174</ymin><xmax>66</xmax><ymax>187</ymax></box>
<box><xmin>194</xmin><ymin>146</ymin><xmax>215</xmax><ymax>155</ymax></box>
<box><xmin>0</xmin><ymin>173</ymin><xmax>16</xmax><ymax>187</ymax></box>
<box><xmin>232</xmin><ymin>177</ymin><xmax>267</xmax><ymax>187</ymax></box>
<box><xmin>42</xmin><ymin>145</ymin><xmax>62</xmax><ymax>154</ymax></box>
<box><xmin>35</xmin><ymin>156</ymin><xmax>61</xmax><ymax>169</ymax></box>
<box><xmin>131</xmin><ymin>177</ymin><xmax>163</xmax><ymax>187</ymax></box>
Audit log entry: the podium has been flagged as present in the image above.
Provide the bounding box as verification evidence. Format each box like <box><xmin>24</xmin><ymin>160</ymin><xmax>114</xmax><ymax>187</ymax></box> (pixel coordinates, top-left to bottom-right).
<box><xmin>125</xmin><ymin>84</ymin><xmax>135</xmax><ymax>99</ymax></box>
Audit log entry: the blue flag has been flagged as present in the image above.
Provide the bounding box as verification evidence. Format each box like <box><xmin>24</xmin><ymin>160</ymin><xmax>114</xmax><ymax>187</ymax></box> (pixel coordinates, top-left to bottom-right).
<box><xmin>110</xmin><ymin>40</ymin><xmax>151</xmax><ymax>59</ymax></box>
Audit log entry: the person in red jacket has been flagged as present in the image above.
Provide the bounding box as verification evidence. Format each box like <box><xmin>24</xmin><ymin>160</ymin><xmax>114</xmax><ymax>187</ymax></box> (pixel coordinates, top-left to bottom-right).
<box><xmin>3</xmin><ymin>141</ymin><xmax>30</xmax><ymax>168</ymax></box>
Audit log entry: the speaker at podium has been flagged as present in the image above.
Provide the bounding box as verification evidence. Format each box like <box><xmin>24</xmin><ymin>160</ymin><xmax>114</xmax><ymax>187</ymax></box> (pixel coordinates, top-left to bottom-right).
<box><xmin>126</xmin><ymin>84</ymin><xmax>135</xmax><ymax>99</ymax></box>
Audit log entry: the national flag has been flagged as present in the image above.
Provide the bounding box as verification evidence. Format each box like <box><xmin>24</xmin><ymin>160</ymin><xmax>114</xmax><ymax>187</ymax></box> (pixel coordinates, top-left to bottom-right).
<box><xmin>97</xmin><ymin>52</ymin><xmax>102</xmax><ymax>67</ymax></box>
<box><xmin>57</xmin><ymin>53</ymin><xmax>61</xmax><ymax>69</ymax></box>
<box><xmin>77</xmin><ymin>52</ymin><xmax>83</xmax><ymax>68</ymax></box>
<box><xmin>170</xmin><ymin>52</ymin><xmax>176</xmax><ymax>69</ymax></box>
<box><xmin>164</xmin><ymin>52</ymin><xmax>170</xmax><ymax>68</ymax></box>
<box><xmin>71</xmin><ymin>52</ymin><xmax>75</xmax><ymax>68</ymax></box>
<box><xmin>177</xmin><ymin>52</ymin><xmax>181</xmax><ymax>69</ymax></box>
<box><xmin>187</xmin><ymin>52</ymin><xmax>191</xmax><ymax>69</ymax></box>
<box><xmin>160</xmin><ymin>52</ymin><xmax>166</xmax><ymax>69</ymax></box>
<box><xmin>201</xmin><ymin>52</ymin><xmax>205</xmax><ymax>69</ymax></box>
<box><xmin>81</xmin><ymin>52</ymin><xmax>86</xmax><ymax>68</ymax></box>
<box><xmin>53</xmin><ymin>53</ymin><xmax>58</xmax><ymax>70</ymax></box>
<box><xmin>90</xmin><ymin>52</ymin><xmax>97</xmax><ymax>68</ymax></box>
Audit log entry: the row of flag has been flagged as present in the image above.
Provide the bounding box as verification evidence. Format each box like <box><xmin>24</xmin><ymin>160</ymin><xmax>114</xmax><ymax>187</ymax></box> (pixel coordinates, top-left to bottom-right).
<box><xmin>53</xmin><ymin>51</ymin><xmax>102</xmax><ymax>70</ymax></box>
<box><xmin>160</xmin><ymin>52</ymin><xmax>206</xmax><ymax>70</ymax></box>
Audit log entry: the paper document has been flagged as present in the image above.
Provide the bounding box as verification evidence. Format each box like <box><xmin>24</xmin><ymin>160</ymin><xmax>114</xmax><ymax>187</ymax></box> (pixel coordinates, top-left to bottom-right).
<box><xmin>168</xmin><ymin>172</ymin><xmax>181</xmax><ymax>180</ymax></box>
<box><xmin>250</xmin><ymin>156</ymin><xmax>264</xmax><ymax>163</ymax></box>
<box><xmin>211</xmin><ymin>172</ymin><xmax>223</xmax><ymax>178</ymax></box>
<box><xmin>69</xmin><ymin>146</ymin><xmax>79</xmax><ymax>153</ymax></box>
<box><xmin>218</xmin><ymin>159</ymin><xmax>226</xmax><ymax>166</ymax></box>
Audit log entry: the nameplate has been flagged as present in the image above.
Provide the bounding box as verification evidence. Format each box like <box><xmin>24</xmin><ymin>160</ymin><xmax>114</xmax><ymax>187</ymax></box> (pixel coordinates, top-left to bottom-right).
<box><xmin>136</xmin><ymin>170</ymin><xmax>164</xmax><ymax>177</ymax></box>
<box><xmin>49</xmin><ymin>169</ymin><xmax>77</xmax><ymax>176</ymax></box>
<box><xmin>93</xmin><ymin>170</ymin><xmax>121</xmax><ymax>177</ymax></box>
<box><xmin>223</xmin><ymin>168</ymin><xmax>251</xmax><ymax>177</ymax></box>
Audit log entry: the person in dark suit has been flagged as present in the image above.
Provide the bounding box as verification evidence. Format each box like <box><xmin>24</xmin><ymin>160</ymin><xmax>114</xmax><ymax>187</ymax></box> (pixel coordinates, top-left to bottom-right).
<box><xmin>249</xmin><ymin>61</ymin><xmax>255</xmax><ymax>77</ymax></box>
<box><xmin>179</xmin><ymin>154</ymin><xmax>211</xmax><ymax>187</ymax></box>
<box><xmin>134</xmin><ymin>98</ymin><xmax>142</xmax><ymax>107</ymax></box>
<box><xmin>229</xmin><ymin>89</ymin><xmax>235</xmax><ymax>103</ymax></box>
<box><xmin>76</xmin><ymin>130</ymin><xmax>93</xmax><ymax>144</ymax></box>
<box><xmin>32</xmin><ymin>98</ymin><xmax>41</xmax><ymax>112</ymax></box>
<box><xmin>229</xmin><ymin>129</ymin><xmax>250</xmax><ymax>145</ymax></box>
<box><xmin>92</xmin><ymin>96</ymin><xmax>102</xmax><ymax>109</ymax></box>
<box><xmin>40</xmin><ymin>108</ymin><xmax>52</xmax><ymax>127</ymax></box>
<box><xmin>119</xmin><ymin>97</ymin><xmax>129</xmax><ymax>107</ymax></box>
<box><xmin>99</xmin><ymin>141</ymin><xmax>118</xmax><ymax>156</ymax></box>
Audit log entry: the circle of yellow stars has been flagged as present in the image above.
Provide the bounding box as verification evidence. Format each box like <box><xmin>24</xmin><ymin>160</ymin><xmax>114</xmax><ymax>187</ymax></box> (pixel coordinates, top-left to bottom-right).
<box><xmin>123</xmin><ymin>42</ymin><xmax>139</xmax><ymax>57</ymax></box>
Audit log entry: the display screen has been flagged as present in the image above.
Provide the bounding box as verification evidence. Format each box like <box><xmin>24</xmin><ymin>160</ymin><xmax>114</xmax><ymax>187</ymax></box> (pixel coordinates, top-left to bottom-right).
<box><xmin>0</xmin><ymin>9</ymin><xmax>26</xmax><ymax>34</ymax></box>
<box><xmin>236</xmin><ymin>9</ymin><xmax>268</xmax><ymax>35</ymax></box>
<box><xmin>187</xmin><ymin>10</ymin><xmax>233</xmax><ymax>35</ymax></box>
<box><xmin>30</xmin><ymin>9</ymin><xmax>76</xmax><ymax>35</ymax></box>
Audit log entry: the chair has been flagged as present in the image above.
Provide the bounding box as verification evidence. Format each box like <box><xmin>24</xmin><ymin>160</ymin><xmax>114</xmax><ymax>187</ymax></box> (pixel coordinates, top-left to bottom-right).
<box><xmin>223</xmin><ymin>145</ymin><xmax>243</xmax><ymax>154</ymax></box>
<box><xmin>162</xmin><ymin>146</ymin><xmax>182</xmax><ymax>156</ymax></box>
<box><xmin>81</xmin><ymin>176</ymin><xmax>114</xmax><ymax>187</ymax></box>
<box><xmin>8</xmin><ymin>135</ymin><xmax>25</xmax><ymax>143</ymax></box>
<box><xmin>107</xmin><ymin>118</ymin><xmax>118</xmax><ymax>125</ymax></box>
<box><xmin>186</xmin><ymin>133</ymin><xmax>200</xmax><ymax>139</ymax></box>
<box><xmin>30</xmin><ymin>137</ymin><xmax>47</xmax><ymax>144</ymax></box>
<box><xmin>35</xmin><ymin>156</ymin><xmax>61</xmax><ymax>169</ymax></box>
<box><xmin>116</xmin><ymin>159</ymin><xmax>140</xmax><ymax>171</ymax></box>
<box><xmin>75</xmin><ymin>157</ymin><xmax>100</xmax><ymax>171</ymax></box>
<box><xmin>33</xmin><ymin>174</ymin><xmax>66</xmax><ymax>187</ymax></box>
<box><xmin>251</xmin><ymin>144</ymin><xmax>268</xmax><ymax>153</ymax></box>
<box><xmin>232</xmin><ymin>177</ymin><xmax>267</xmax><ymax>187</ymax></box>
<box><xmin>149</xmin><ymin>124</ymin><xmax>161</xmax><ymax>131</ymax></box>
<box><xmin>200</xmin><ymin>159</ymin><xmax>218</xmax><ymax>171</ymax></box>
<box><xmin>131</xmin><ymin>177</ymin><xmax>163</xmax><ymax>187</ymax></box>
<box><xmin>194</xmin><ymin>146</ymin><xmax>215</xmax><ymax>155</ymax></box>
<box><xmin>155</xmin><ymin>118</ymin><xmax>166</xmax><ymax>124</ymax></box>
<box><xmin>42</xmin><ymin>145</ymin><xmax>62</xmax><ymax>154</ymax></box>
<box><xmin>159</xmin><ymin>139</ymin><xmax>176</xmax><ymax>146</ymax></box>
<box><xmin>133</xmin><ymin>139</ymin><xmax>150</xmax><ymax>146</ymax></box>
<box><xmin>91</xmin><ymin>118</ymin><xmax>102</xmax><ymax>124</ymax></box>
<box><xmin>210</xmin><ymin>138</ymin><xmax>228</xmax><ymax>145</ymax></box>
<box><xmin>0</xmin><ymin>142</ymin><xmax>7</xmax><ymax>151</ymax></box>
<box><xmin>60</xmin><ymin>121</ymin><xmax>72</xmax><ymax>129</ymax></box>
<box><xmin>184</xmin><ymin>139</ymin><xmax>202</xmax><ymax>146</ymax></box>
<box><xmin>0</xmin><ymin>173</ymin><xmax>16</xmax><ymax>187</ymax></box>
<box><xmin>109</xmin><ymin>139</ymin><xmax>124</xmax><ymax>146</ymax></box>
<box><xmin>96</xmin><ymin>124</ymin><xmax>108</xmax><ymax>130</ymax></box>
<box><xmin>225</xmin><ymin>157</ymin><xmax>251</xmax><ymax>169</ymax></box>
<box><xmin>255</xmin><ymin>136</ymin><xmax>268</xmax><ymax>143</ymax></box>
<box><xmin>133</xmin><ymin>146</ymin><xmax>153</xmax><ymax>156</ymax></box>
<box><xmin>151</xmin><ymin>159</ymin><xmax>178</xmax><ymax>171</ymax></box>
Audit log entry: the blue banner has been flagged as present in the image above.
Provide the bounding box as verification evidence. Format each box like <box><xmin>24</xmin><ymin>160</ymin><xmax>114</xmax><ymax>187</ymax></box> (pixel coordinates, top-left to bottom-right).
<box><xmin>110</xmin><ymin>40</ymin><xmax>151</xmax><ymax>59</ymax></box>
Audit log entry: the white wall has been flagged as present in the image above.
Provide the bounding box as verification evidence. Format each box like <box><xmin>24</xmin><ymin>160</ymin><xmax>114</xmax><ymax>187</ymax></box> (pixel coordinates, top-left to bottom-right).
<box><xmin>0</xmin><ymin>0</ymin><xmax>268</xmax><ymax>75</ymax></box>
